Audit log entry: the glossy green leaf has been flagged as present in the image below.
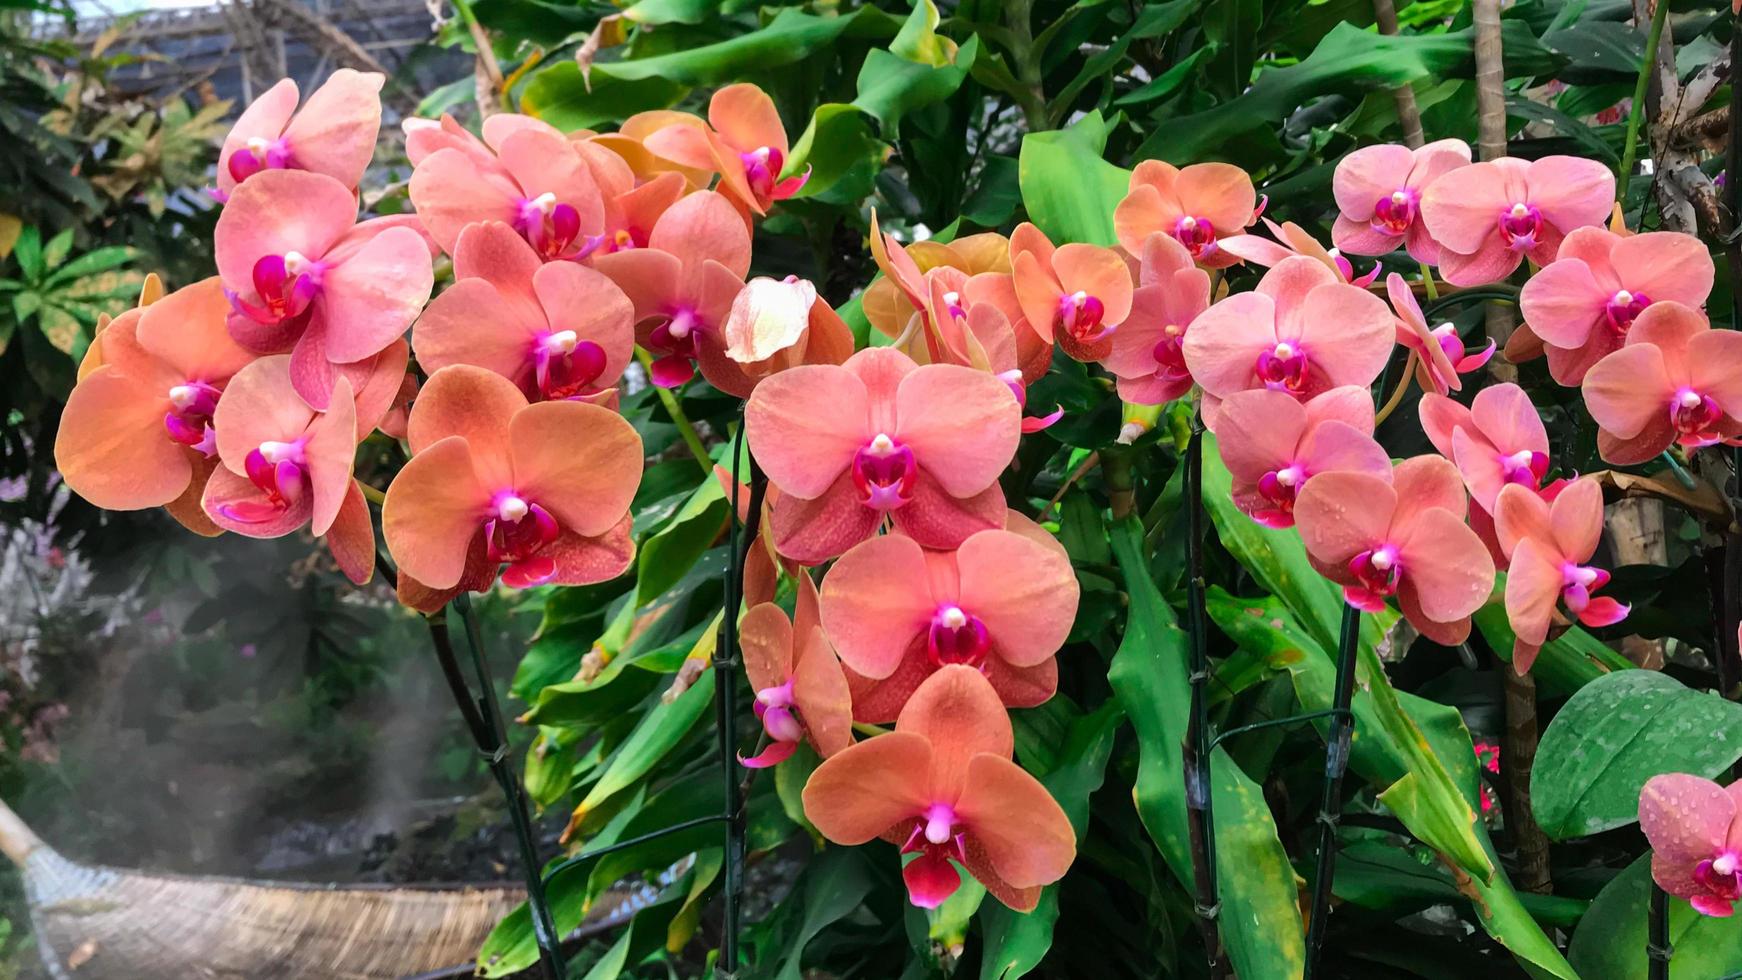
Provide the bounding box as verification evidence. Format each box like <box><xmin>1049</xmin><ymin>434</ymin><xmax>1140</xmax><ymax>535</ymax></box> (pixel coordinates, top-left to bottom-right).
<box><xmin>749</xmin><ymin>846</ymin><xmax>879</xmax><ymax>980</ymax></box>
<box><xmin>786</xmin><ymin>104</ymin><xmax>887</xmax><ymax>204</ymax></box>
<box><xmin>1472</xmin><ymin>591</ymin><xmax>1633</xmax><ymax>699</ymax></box>
<box><xmin>1106</xmin><ymin>517</ymin><xmax>1305</xmax><ymax>980</ymax></box>
<box><xmin>853</xmin><ymin>35</ymin><xmax>979</xmax><ymax>133</ymax></box>
<box><xmin>573</xmin><ymin>667</ymin><xmax>714</xmax><ymax>819</ymax></box>
<box><xmin>977</xmin><ymin>701</ymin><xmax>1122</xmax><ymax>979</ymax></box>
<box><xmin>636</xmin><ymin>476</ymin><xmax>728</xmax><ymax>606</ymax></box>
<box><xmin>1569</xmin><ymin>854</ymin><xmax>1742</xmax><ymax>980</ymax></box>
<box><xmin>1533</xmin><ymin>670</ymin><xmax>1742</xmax><ymax>839</ymax></box>
<box><xmin>520</xmin><ymin>63</ymin><xmax>689</xmax><ymax>132</ymax></box>
<box><xmin>890</xmin><ymin>0</ymin><xmax>953</xmax><ymax>66</ymax></box>
<box><xmin>1017</xmin><ymin>111</ymin><xmax>1132</xmax><ymax>246</ymax></box>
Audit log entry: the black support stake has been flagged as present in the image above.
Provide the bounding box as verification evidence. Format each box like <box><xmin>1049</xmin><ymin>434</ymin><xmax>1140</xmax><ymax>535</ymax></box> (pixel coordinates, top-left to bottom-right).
<box><xmin>1181</xmin><ymin>416</ymin><xmax>1226</xmax><ymax>975</ymax></box>
<box><xmin>1304</xmin><ymin>601</ymin><xmax>1362</xmax><ymax>978</ymax></box>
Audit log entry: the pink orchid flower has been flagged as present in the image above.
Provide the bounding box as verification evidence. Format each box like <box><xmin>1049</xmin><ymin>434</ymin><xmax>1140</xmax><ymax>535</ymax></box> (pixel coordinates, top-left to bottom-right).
<box><xmin>643</xmin><ymin>84</ymin><xmax>808</xmax><ymax>215</ymax></box>
<box><xmin>740</xmin><ymin>572</ymin><xmax>854</xmax><ymax>768</ymax></box>
<box><xmin>408</xmin><ymin>115</ymin><xmax>606</xmax><ymax>259</ymax></box>
<box><xmin>1215</xmin><ymin>387</ymin><xmax>1389</xmax><ymax>529</ymax></box>
<box><xmin>819</xmin><ymin>525</ymin><xmax>1078</xmax><ymax>722</ymax></box>
<box><xmin>1295</xmin><ymin>455</ymin><xmax>1496</xmax><ymax>645</ymax></box>
<box><xmin>200</xmin><ymin>355</ymin><xmax>377</xmax><ymax>584</ymax></box>
<box><xmin>1114</xmin><ymin>160</ymin><xmax>1257</xmax><ymax>268</ymax></box>
<box><xmin>413</xmin><ymin>221</ymin><xmax>633</xmax><ymax>403</ymax></box>
<box><xmin>1419</xmin><ymin>384</ymin><xmax>1551</xmax><ymax>514</ymax></box>
<box><xmin>716</xmin><ymin>275</ymin><xmax>856</xmax><ymax>396</ymax></box>
<box><xmin>54</xmin><ymin>279</ymin><xmax>254</xmax><ymax>533</ymax></box>
<box><xmin>1493</xmin><ymin>477</ymin><xmax>1626</xmax><ymax>672</ymax></box>
<box><xmin>1641</xmin><ymin>773</ymin><xmax>1742</xmax><ymax>917</ymax></box>
<box><xmin>1387</xmin><ymin>273</ymin><xmax>1495</xmax><ymax>396</ymax></box>
<box><xmin>1103</xmin><ymin>234</ymin><xmax>1211</xmax><ymax>406</ymax></box>
<box><xmin>1419</xmin><ymin>155</ymin><xmax>1616</xmax><ymax>286</ymax></box>
<box><xmin>1219</xmin><ymin>219</ymin><xmax>1380</xmax><ymax>287</ymax></box>
<box><xmin>1010</xmin><ymin>223</ymin><xmax>1134</xmax><ymax>362</ymax></box>
<box><xmin>1519</xmin><ymin>227</ymin><xmax>1714</xmax><ymax>385</ymax></box>
<box><xmin>745</xmin><ymin>347</ymin><xmax>1020</xmax><ymax>564</ymax></box>
<box><xmin>802</xmin><ymin>665</ymin><xmax>1076</xmax><ymax>911</ymax></box>
<box><xmin>214</xmin><ymin>169</ymin><xmax>433</xmax><ymax>409</ymax></box>
<box><xmin>1181</xmin><ymin>256</ymin><xmax>1395</xmax><ymax>429</ymax></box>
<box><xmin>1582</xmin><ymin>302</ymin><xmax>1742</xmax><ymax>464</ymax></box>
<box><xmin>1330</xmin><ymin>139</ymin><xmax>1472</xmax><ymax>264</ymax></box>
<box><xmin>382</xmin><ymin>365</ymin><xmax>641</xmax><ymax>612</ymax></box>
<box><xmin>591</xmin><ymin>190</ymin><xmax>750</xmax><ymax>389</ymax></box>
<box><xmin>215</xmin><ymin>69</ymin><xmax>383</xmax><ymax>200</ymax></box>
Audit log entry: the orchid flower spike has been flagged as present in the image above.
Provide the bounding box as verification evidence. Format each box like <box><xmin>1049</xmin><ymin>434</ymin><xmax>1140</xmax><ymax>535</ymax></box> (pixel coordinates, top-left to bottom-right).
<box><xmin>1493</xmin><ymin>477</ymin><xmax>1626</xmax><ymax>672</ymax></box>
<box><xmin>1331</xmin><ymin>139</ymin><xmax>1472</xmax><ymax>264</ymax></box>
<box><xmin>1519</xmin><ymin>227</ymin><xmax>1714</xmax><ymax>385</ymax></box>
<box><xmin>1114</xmin><ymin>160</ymin><xmax>1257</xmax><ymax>268</ymax></box>
<box><xmin>214</xmin><ymin>169</ymin><xmax>433</xmax><ymax>409</ymax></box>
<box><xmin>819</xmin><ymin>522</ymin><xmax>1078</xmax><ymax>721</ymax></box>
<box><xmin>1387</xmin><ymin>273</ymin><xmax>1494</xmax><ymax>396</ymax></box>
<box><xmin>1181</xmin><ymin>256</ymin><xmax>1395</xmax><ymax>429</ymax></box>
<box><xmin>1294</xmin><ymin>455</ymin><xmax>1495</xmax><ymax>645</ymax></box>
<box><xmin>1215</xmin><ymin>387</ymin><xmax>1389</xmax><ymax>529</ymax></box>
<box><xmin>801</xmin><ymin>665</ymin><xmax>1076</xmax><ymax>911</ymax></box>
<box><xmin>739</xmin><ymin>573</ymin><xmax>853</xmax><ymax>768</ymax></box>
<box><xmin>745</xmin><ymin>347</ymin><xmax>1021</xmax><ymax>564</ymax></box>
<box><xmin>1103</xmin><ymin>233</ymin><xmax>1211</xmax><ymax>406</ymax></box>
<box><xmin>1641</xmin><ymin>773</ymin><xmax>1742</xmax><ymax>917</ymax></box>
<box><xmin>1582</xmin><ymin>302</ymin><xmax>1742</xmax><ymax>464</ymax></box>
<box><xmin>382</xmin><ymin>365</ymin><xmax>642</xmax><ymax>612</ymax></box>
<box><xmin>216</xmin><ymin>69</ymin><xmax>384</xmax><ymax>200</ymax></box>
<box><xmin>414</xmin><ymin>221</ymin><xmax>634</xmax><ymax>404</ymax></box>
<box><xmin>591</xmin><ymin>190</ymin><xmax>750</xmax><ymax>391</ymax></box>
<box><xmin>1419</xmin><ymin>155</ymin><xmax>1616</xmax><ymax>286</ymax></box>
<box><xmin>55</xmin><ymin>279</ymin><xmax>256</xmax><ymax>537</ymax></box>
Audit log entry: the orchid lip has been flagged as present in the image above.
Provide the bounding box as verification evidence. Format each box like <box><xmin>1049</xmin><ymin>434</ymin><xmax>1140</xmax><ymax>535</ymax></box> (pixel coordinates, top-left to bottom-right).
<box><xmin>926</xmin><ymin>605</ymin><xmax>991</xmax><ymax>667</ymax></box>
<box><xmin>1498</xmin><ymin>201</ymin><xmax>1544</xmax><ymax>251</ymax></box>
<box><xmin>1172</xmin><ymin>214</ymin><xmax>1219</xmax><ymax>259</ymax></box>
<box><xmin>1372</xmin><ymin>188</ymin><xmax>1418</xmax><ymax>235</ymax></box>
<box><xmin>851</xmin><ymin>436</ymin><xmax>917</xmax><ymax>511</ymax></box>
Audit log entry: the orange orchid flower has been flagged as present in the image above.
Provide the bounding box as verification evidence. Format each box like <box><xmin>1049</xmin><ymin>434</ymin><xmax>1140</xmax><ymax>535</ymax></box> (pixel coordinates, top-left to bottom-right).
<box><xmin>739</xmin><ymin>572</ymin><xmax>853</xmax><ymax>768</ymax></box>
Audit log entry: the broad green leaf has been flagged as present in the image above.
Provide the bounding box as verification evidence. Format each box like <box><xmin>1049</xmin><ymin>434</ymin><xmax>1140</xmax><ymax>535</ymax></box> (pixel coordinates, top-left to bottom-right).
<box><xmin>1569</xmin><ymin>855</ymin><xmax>1742</xmax><ymax>980</ymax></box>
<box><xmin>1106</xmin><ymin>517</ymin><xmax>1305</xmax><ymax>980</ymax></box>
<box><xmin>890</xmin><ymin>0</ymin><xmax>953</xmax><ymax>66</ymax></box>
<box><xmin>1542</xmin><ymin>20</ymin><xmax>1643</xmax><ymax>79</ymax></box>
<box><xmin>1053</xmin><ymin>0</ymin><xmax>1199</xmax><ymax>111</ymax></box>
<box><xmin>786</xmin><ymin>104</ymin><xmax>886</xmax><ymax>204</ymax></box>
<box><xmin>749</xmin><ymin>846</ymin><xmax>878</xmax><ymax>980</ymax></box>
<box><xmin>523</xmin><ymin>726</ymin><xmax>580</xmax><ymax>808</ymax></box>
<box><xmin>46</xmin><ymin>245</ymin><xmax>137</xmax><ymax>283</ymax></box>
<box><xmin>853</xmin><ymin>35</ymin><xmax>979</xmax><ymax>133</ymax></box>
<box><xmin>635</xmin><ymin>476</ymin><xmax>728</xmax><ymax>605</ymax></box>
<box><xmin>13</xmin><ymin>226</ymin><xmax>42</xmax><ymax>280</ymax></box>
<box><xmin>1112</xmin><ymin>47</ymin><xmax>1212</xmax><ymax>107</ymax></box>
<box><xmin>576</xmin><ymin>880</ymin><xmax>691</xmax><ymax>980</ymax></box>
<box><xmin>622</xmin><ymin>0</ymin><xmax>717</xmax><ymax>26</ymax></box>
<box><xmin>41</xmin><ymin>228</ymin><xmax>73</xmax><ymax>270</ymax></box>
<box><xmin>1533</xmin><ymin>670</ymin><xmax>1742</xmax><ymax>839</ymax></box>
<box><xmin>1472</xmin><ymin>592</ymin><xmax>1632</xmax><ymax>699</ymax></box>
<box><xmin>521</xmin><ymin>648</ymin><xmax>664</xmax><ymax>729</ymax></box>
<box><xmin>960</xmin><ymin>154</ymin><xmax>1020</xmax><ymax>227</ymax></box>
<box><xmin>977</xmin><ymin>701</ymin><xmax>1122</xmax><ymax>979</ymax></box>
<box><xmin>520</xmin><ymin>62</ymin><xmax>688</xmax><ymax>132</ymax></box>
<box><xmin>572</xmin><ymin>667</ymin><xmax>714</xmax><ymax>820</ymax></box>
<box><xmin>1017</xmin><ymin>111</ymin><xmax>1132</xmax><ymax>246</ymax></box>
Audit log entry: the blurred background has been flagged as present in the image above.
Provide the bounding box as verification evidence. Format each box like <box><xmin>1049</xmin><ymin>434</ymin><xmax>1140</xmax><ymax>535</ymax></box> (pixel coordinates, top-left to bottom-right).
<box><xmin>0</xmin><ymin>3</ymin><xmax>544</xmax><ymax>975</ymax></box>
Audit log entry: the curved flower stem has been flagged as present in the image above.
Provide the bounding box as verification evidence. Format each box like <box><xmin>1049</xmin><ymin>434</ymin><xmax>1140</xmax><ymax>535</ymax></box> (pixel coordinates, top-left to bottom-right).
<box><xmin>1618</xmin><ymin>0</ymin><xmax>1671</xmax><ymax>205</ymax></box>
<box><xmin>1648</xmin><ymin>882</ymin><xmax>1672</xmax><ymax>980</ymax></box>
<box><xmin>1304</xmin><ymin>602</ymin><xmax>1362</xmax><ymax>979</ymax></box>
<box><xmin>357</xmin><ymin>482</ymin><xmax>386</xmax><ymax>506</ymax></box>
<box><xmin>450</xmin><ymin>594</ymin><xmax>565</xmax><ymax>979</ymax></box>
<box><xmin>1417</xmin><ymin>263</ymin><xmax>1439</xmax><ymax>303</ymax></box>
<box><xmin>636</xmin><ymin>348</ymin><xmax>714</xmax><ymax>477</ymax></box>
<box><xmin>1373</xmin><ymin>351</ymin><xmax>1418</xmax><ymax>427</ymax></box>
<box><xmin>1180</xmin><ymin>416</ymin><xmax>1228</xmax><ymax>977</ymax></box>
<box><xmin>716</xmin><ymin>407</ymin><xmax>765</xmax><ymax>977</ymax></box>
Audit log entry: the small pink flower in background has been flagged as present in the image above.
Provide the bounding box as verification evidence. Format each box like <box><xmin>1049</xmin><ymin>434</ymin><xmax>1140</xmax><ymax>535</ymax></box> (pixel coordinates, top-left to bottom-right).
<box><xmin>55</xmin><ymin>279</ymin><xmax>253</xmax><ymax>533</ymax></box>
<box><xmin>801</xmin><ymin>665</ymin><xmax>1076</xmax><ymax>911</ymax></box>
<box><xmin>408</xmin><ymin>115</ymin><xmax>606</xmax><ymax>259</ymax></box>
<box><xmin>1219</xmin><ymin>219</ymin><xmax>1379</xmax><ymax>287</ymax></box>
<box><xmin>1493</xmin><ymin>477</ymin><xmax>1625</xmax><ymax>672</ymax></box>
<box><xmin>1419</xmin><ymin>155</ymin><xmax>1615</xmax><ymax>286</ymax></box>
<box><xmin>1582</xmin><ymin>302</ymin><xmax>1742</xmax><ymax>464</ymax></box>
<box><xmin>413</xmin><ymin>221</ymin><xmax>634</xmax><ymax>403</ymax></box>
<box><xmin>1104</xmin><ymin>234</ymin><xmax>1210</xmax><ymax>406</ymax></box>
<box><xmin>591</xmin><ymin>190</ymin><xmax>749</xmax><ymax>390</ymax></box>
<box><xmin>819</xmin><ymin>525</ymin><xmax>1077</xmax><ymax>722</ymax></box>
<box><xmin>1215</xmin><ymin>387</ymin><xmax>1389</xmax><ymax>529</ymax></box>
<box><xmin>1114</xmin><ymin>160</ymin><xmax>1256</xmax><ymax>268</ymax></box>
<box><xmin>215</xmin><ymin>169</ymin><xmax>433</xmax><ymax>409</ymax></box>
<box><xmin>382</xmin><ymin>366</ymin><xmax>641</xmax><ymax>611</ymax></box>
<box><xmin>1009</xmin><ymin>223</ymin><xmax>1133</xmax><ymax>362</ymax></box>
<box><xmin>745</xmin><ymin>348</ymin><xmax>1020</xmax><ymax>563</ymax></box>
<box><xmin>1387</xmin><ymin>273</ymin><xmax>1494</xmax><ymax>396</ymax></box>
<box><xmin>201</xmin><ymin>355</ymin><xmax>378</xmax><ymax>584</ymax></box>
<box><xmin>1181</xmin><ymin>256</ymin><xmax>1395</xmax><ymax>429</ymax></box>
<box><xmin>1331</xmin><ymin>139</ymin><xmax>1472</xmax><ymax>264</ymax></box>
<box><xmin>215</xmin><ymin>69</ymin><xmax>384</xmax><ymax>200</ymax></box>
<box><xmin>643</xmin><ymin>83</ymin><xmax>808</xmax><ymax>215</ymax></box>
<box><xmin>1294</xmin><ymin>455</ymin><xmax>1495</xmax><ymax>644</ymax></box>
<box><xmin>1518</xmin><ymin>227</ymin><xmax>1714</xmax><ymax>385</ymax></box>
<box><xmin>739</xmin><ymin>573</ymin><xmax>852</xmax><ymax>768</ymax></box>
<box><xmin>1640</xmin><ymin>773</ymin><xmax>1742</xmax><ymax>917</ymax></box>
<box><xmin>715</xmin><ymin>275</ymin><xmax>856</xmax><ymax>397</ymax></box>
<box><xmin>1473</xmin><ymin>740</ymin><xmax>1501</xmax><ymax>815</ymax></box>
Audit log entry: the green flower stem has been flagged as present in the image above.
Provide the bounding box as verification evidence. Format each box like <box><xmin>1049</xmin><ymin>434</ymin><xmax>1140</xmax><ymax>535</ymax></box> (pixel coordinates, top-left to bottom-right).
<box><xmin>1617</xmin><ymin>0</ymin><xmax>1670</xmax><ymax>205</ymax></box>
<box><xmin>637</xmin><ymin>348</ymin><xmax>715</xmax><ymax>476</ymax></box>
